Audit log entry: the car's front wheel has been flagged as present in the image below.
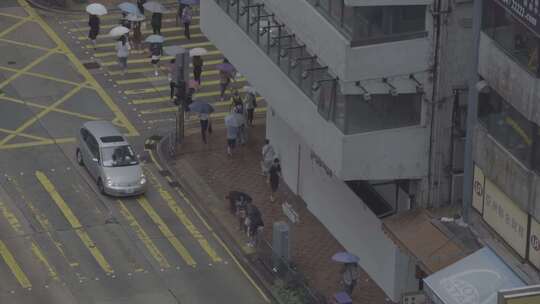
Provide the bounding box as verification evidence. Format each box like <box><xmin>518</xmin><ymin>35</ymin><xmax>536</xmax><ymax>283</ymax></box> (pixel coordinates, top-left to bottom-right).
<box><xmin>76</xmin><ymin>148</ymin><xmax>84</xmax><ymax>166</ymax></box>
<box><xmin>97</xmin><ymin>178</ymin><xmax>105</xmax><ymax>195</ymax></box>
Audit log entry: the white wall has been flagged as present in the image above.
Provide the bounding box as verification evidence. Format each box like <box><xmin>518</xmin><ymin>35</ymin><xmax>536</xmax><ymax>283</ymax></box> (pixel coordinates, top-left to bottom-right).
<box><xmin>263</xmin><ymin>0</ymin><xmax>431</xmax><ymax>82</ymax></box>
<box><xmin>201</xmin><ymin>0</ymin><xmax>429</xmax><ymax>181</ymax></box>
<box><xmin>267</xmin><ymin>112</ymin><xmax>409</xmax><ymax>302</ymax></box>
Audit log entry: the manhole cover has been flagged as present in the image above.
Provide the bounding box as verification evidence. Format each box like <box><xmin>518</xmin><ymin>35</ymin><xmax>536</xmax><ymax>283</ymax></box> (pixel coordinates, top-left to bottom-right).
<box><xmin>7</xmin><ymin>61</ymin><xmax>16</xmax><ymax>65</ymax></box>
<box><xmin>83</xmin><ymin>62</ymin><xmax>100</xmax><ymax>69</ymax></box>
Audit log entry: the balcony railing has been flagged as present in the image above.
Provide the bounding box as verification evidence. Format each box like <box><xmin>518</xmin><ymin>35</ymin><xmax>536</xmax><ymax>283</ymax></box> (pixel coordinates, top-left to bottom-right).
<box><xmin>215</xmin><ymin>0</ymin><xmax>344</xmax><ymax>131</ymax></box>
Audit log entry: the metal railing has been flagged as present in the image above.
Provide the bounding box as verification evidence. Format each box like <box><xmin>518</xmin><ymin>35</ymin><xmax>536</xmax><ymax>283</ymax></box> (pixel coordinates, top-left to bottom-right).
<box><xmin>215</xmin><ymin>0</ymin><xmax>342</xmax><ymax>132</ymax></box>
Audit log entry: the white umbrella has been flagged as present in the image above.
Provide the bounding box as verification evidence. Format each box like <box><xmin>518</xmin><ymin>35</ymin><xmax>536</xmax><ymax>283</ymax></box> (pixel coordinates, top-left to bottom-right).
<box><xmin>126</xmin><ymin>13</ymin><xmax>145</xmax><ymax>22</ymax></box>
<box><xmin>243</xmin><ymin>86</ymin><xmax>256</xmax><ymax>94</ymax></box>
<box><xmin>86</xmin><ymin>3</ymin><xmax>108</xmax><ymax>16</ymax></box>
<box><xmin>143</xmin><ymin>1</ymin><xmax>166</xmax><ymax>13</ymax></box>
<box><xmin>145</xmin><ymin>34</ymin><xmax>165</xmax><ymax>44</ymax></box>
<box><xmin>109</xmin><ymin>26</ymin><xmax>129</xmax><ymax>37</ymax></box>
<box><xmin>189</xmin><ymin>47</ymin><xmax>208</xmax><ymax>57</ymax></box>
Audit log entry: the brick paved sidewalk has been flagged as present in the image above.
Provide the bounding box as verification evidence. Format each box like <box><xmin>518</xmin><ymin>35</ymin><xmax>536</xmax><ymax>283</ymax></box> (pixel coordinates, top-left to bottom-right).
<box><xmin>171</xmin><ymin>119</ymin><xmax>392</xmax><ymax>304</ymax></box>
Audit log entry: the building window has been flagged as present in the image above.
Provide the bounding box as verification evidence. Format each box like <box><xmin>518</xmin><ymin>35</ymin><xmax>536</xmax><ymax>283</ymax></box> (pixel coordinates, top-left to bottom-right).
<box><xmin>352</xmin><ymin>6</ymin><xmax>427</xmax><ymax>46</ymax></box>
<box><xmin>478</xmin><ymin>90</ymin><xmax>533</xmax><ymax>166</ymax></box>
<box><xmin>346</xmin><ymin>93</ymin><xmax>422</xmax><ymax>134</ymax></box>
<box><xmin>482</xmin><ymin>0</ymin><xmax>540</xmax><ymax>76</ymax></box>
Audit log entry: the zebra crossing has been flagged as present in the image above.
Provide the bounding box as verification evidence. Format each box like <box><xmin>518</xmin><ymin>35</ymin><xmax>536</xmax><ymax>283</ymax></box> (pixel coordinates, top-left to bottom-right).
<box><xmin>63</xmin><ymin>6</ymin><xmax>266</xmax><ymax>130</ymax></box>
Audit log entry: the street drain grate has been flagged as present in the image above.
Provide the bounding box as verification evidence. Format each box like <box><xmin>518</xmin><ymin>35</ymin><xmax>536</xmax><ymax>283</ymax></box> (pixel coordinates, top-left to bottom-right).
<box><xmin>83</xmin><ymin>62</ymin><xmax>100</xmax><ymax>69</ymax></box>
<box><xmin>159</xmin><ymin>170</ymin><xmax>171</xmax><ymax>177</ymax></box>
<box><xmin>7</xmin><ymin>61</ymin><xmax>16</xmax><ymax>65</ymax></box>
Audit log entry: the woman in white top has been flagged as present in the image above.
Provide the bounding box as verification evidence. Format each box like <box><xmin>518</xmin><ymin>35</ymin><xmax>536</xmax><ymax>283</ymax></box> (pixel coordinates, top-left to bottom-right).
<box><xmin>115</xmin><ymin>35</ymin><xmax>131</xmax><ymax>75</ymax></box>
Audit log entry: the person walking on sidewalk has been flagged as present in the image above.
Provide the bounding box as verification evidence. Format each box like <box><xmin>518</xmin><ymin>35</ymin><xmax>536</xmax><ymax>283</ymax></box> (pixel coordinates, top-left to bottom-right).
<box><xmin>181</xmin><ymin>5</ymin><xmax>192</xmax><ymax>40</ymax></box>
<box><xmin>219</xmin><ymin>58</ymin><xmax>234</xmax><ymax>101</ymax></box>
<box><xmin>150</xmin><ymin>42</ymin><xmax>163</xmax><ymax>77</ymax></box>
<box><xmin>168</xmin><ymin>59</ymin><xmax>178</xmax><ymax>101</ymax></box>
<box><xmin>342</xmin><ymin>262</ymin><xmax>359</xmax><ymax>296</ymax></box>
<box><xmin>231</xmin><ymin>90</ymin><xmax>243</xmax><ymax>114</ymax></box>
<box><xmin>115</xmin><ymin>35</ymin><xmax>131</xmax><ymax>76</ymax></box>
<box><xmin>130</xmin><ymin>21</ymin><xmax>143</xmax><ymax>51</ymax></box>
<box><xmin>192</xmin><ymin>55</ymin><xmax>203</xmax><ymax>85</ymax></box>
<box><xmin>151</xmin><ymin>12</ymin><xmax>162</xmax><ymax>35</ymax></box>
<box><xmin>269</xmin><ymin>158</ymin><xmax>281</xmax><ymax>202</ymax></box>
<box><xmin>261</xmin><ymin>139</ymin><xmax>276</xmax><ymax>176</ymax></box>
<box><xmin>137</xmin><ymin>0</ymin><xmax>146</xmax><ymax>15</ymax></box>
<box><xmin>244</xmin><ymin>91</ymin><xmax>257</xmax><ymax>127</ymax></box>
<box><xmin>226</xmin><ymin>124</ymin><xmax>238</xmax><ymax>156</ymax></box>
<box><xmin>88</xmin><ymin>14</ymin><xmax>100</xmax><ymax>50</ymax></box>
<box><xmin>199</xmin><ymin>113</ymin><xmax>210</xmax><ymax>144</ymax></box>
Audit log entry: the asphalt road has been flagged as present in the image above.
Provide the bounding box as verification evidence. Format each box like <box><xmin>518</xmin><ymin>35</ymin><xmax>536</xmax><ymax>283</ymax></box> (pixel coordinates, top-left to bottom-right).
<box><xmin>0</xmin><ymin>1</ymin><xmax>269</xmax><ymax>303</ymax></box>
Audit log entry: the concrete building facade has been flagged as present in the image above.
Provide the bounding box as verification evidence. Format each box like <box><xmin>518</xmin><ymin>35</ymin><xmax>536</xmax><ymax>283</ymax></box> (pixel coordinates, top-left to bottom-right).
<box><xmin>200</xmin><ymin>0</ymin><xmax>475</xmax><ymax>301</ymax></box>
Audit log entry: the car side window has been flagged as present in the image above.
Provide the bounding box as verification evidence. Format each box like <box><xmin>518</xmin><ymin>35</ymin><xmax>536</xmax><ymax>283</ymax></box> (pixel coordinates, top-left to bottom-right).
<box><xmin>87</xmin><ymin>134</ymin><xmax>100</xmax><ymax>161</ymax></box>
<box><xmin>80</xmin><ymin>128</ymin><xmax>89</xmax><ymax>142</ymax></box>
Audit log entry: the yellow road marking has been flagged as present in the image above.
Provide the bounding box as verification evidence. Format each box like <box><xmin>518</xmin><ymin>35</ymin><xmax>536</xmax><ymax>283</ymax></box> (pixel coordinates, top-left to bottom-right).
<box><xmin>0</xmin><ymin>127</ymin><xmax>50</xmax><ymax>142</ymax></box>
<box><xmin>0</xmin><ymin>137</ymin><xmax>76</xmax><ymax>150</ymax></box>
<box><xmin>0</xmin><ymin>48</ymin><xmax>56</xmax><ymax>89</ymax></box>
<box><xmin>145</xmin><ymin>150</ymin><xmax>270</xmax><ymax>302</ymax></box>
<box><xmin>117</xmin><ymin>201</ymin><xmax>170</xmax><ymax>269</ymax></box>
<box><xmin>0</xmin><ymin>19</ymin><xmax>26</xmax><ymax>39</ymax></box>
<box><xmin>0</xmin><ymin>240</ymin><xmax>31</xmax><ymax>289</ymax></box>
<box><xmin>0</xmin><ymin>65</ymin><xmax>92</xmax><ymax>88</ymax></box>
<box><xmin>69</xmin><ymin>17</ymin><xmax>183</xmax><ymax>32</ymax></box>
<box><xmin>139</xmin><ymin>98</ymin><xmax>264</xmax><ymax>114</ymax></box>
<box><xmin>88</xmin><ymin>33</ymin><xmax>206</xmax><ymax>49</ymax></box>
<box><xmin>132</xmin><ymin>89</ymin><xmax>225</xmax><ymax>104</ymax></box>
<box><xmin>35</xmin><ymin>171</ymin><xmax>114</xmax><ymax>274</ymax></box>
<box><xmin>0</xmin><ymin>12</ymin><xmax>31</xmax><ymax>21</ymax></box>
<box><xmin>136</xmin><ymin>197</ymin><xmax>196</xmax><ymax>267</ymax></box>
<box><xmin>0</xmin><ymin>85</ymin><xmax>83</xmax><ymax>146</ymax></box>
<box><xmin>158</xmin><ymin>188</ymin><xmax>221</xmax><ymax>262</ymax></box>
<box><xmin>10</xmin><ymin>178</ymin><xmax>80</xmax><ymax>268</ymax></box>
<box><xmin>0</xmin><ymin>94</ymin><xmax>101</xmax><ymax>121</ymax></box>
<box><xmin>69</xmin><ymin>13</ymin><xmax>199</xmax><ymax>23</ymax></box>
<box><xmin>124</xmin><ymin>76</ymin><xmax>242</xmax><ymax>95</ymax></box>
<box><xmin>30</xmin><ymin>242</ymin><xmax>59</xmax><ymax>281</ymax></box>
<box><xmin>116</xmin><ymin>69</ymin><xmax>220</xmax><ymax>85</ymax></box>
<box><xmin>18</xmin><ymin>0</ymin><xmax>138</xmax><ymax>137</ymax></box>
<box><xmin>77</xmin><ymin>24</ymin><xmax>201</xmax><ymax>40</ymax></box>
<box><xmin>0</xmin><ymin>38</ymin><xmax>61</xmax><ymax>52</ymax></box>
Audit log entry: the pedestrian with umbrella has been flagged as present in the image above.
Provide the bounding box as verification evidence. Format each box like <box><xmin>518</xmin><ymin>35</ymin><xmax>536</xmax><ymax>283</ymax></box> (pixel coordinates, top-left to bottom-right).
<box><xmin>86</xmin><ymin>4</ymin><xmax>107</xmax><ymax>50</ymax></box>
<box><xmin>144</xmin><ymin>1</ymin><xmax>165</xmax><ymax>34</ymax></box>
<box><xmin>181</xmin><ymin>4</ymin><xmax>193</xmax><ymax>40</ymax></box>
<box><xmin>332</xmin><ymin>252</ymin><xmax>360</xmax><ymax>296</ymax></box>
<box><xmin>127</xmin><ymin>14</ymin><xmax>145</xmax><ymax>50</ymax></box>
<box><xmin>145</xmin><ymin>35</ymin><xmax>164</xmax><ymax>76</ymax></box>
<box><xmin>190</xmin><ymin>47</ymin><xmax>207</xmax><ymax>85</ymax></box>
<box><xmin>111</xmin><ymin>26</ymin><xmax>131</xmax><ymax>75</ymax></box>
<box><xmin>218</xmin><ymin>58</ymin><xmax>236</xmax><ymax>101</ymax></box>
<box><xmin>189</xmin><ymin>100</ymin><xmax>215</xmax><ymax>144</ymax></box>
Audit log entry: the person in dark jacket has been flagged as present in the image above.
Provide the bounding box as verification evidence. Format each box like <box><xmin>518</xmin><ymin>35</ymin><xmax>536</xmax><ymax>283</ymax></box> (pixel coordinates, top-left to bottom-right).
<box><xmin>192</xmin><ymin>55</ymin><xmax>203</xmax><ymax>85</ymax></box>
<box><xmin>88</xmin><ymin>14</ymin><xmax>100</xmax><ymax>50</ymax></box>
<box><xmin>181</xmin><ymin>5</ymin><xmax>192</xmax><ymax>40</ymax></box>
<box><xmin>151</xmin><ymin>12</ymin><xmax>162</xmax><ymax>35</ymax></box>
<box><xmin>137</xmin><ymin>0</ymin><xmax>146</xmax><ymax>14</ymax></box>
<box><xmin>269</xmin><ymin>158</ymin><xmax>281</xmax><ymax>202</ymax></box>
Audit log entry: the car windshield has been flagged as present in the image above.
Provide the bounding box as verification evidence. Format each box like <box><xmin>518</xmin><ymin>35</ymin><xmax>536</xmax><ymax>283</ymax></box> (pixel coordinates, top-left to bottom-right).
<box><xmin>101</xmin><ymin>145</ymin><xmax>139</xmax><ymax>167</ymax></box>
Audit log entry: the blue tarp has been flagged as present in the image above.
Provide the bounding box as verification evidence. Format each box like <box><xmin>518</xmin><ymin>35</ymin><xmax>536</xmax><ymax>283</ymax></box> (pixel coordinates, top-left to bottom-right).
<box><xmin>423</xmin><ymin>247</ymin><xmax>525</xmax><ymax>304</ymax></box>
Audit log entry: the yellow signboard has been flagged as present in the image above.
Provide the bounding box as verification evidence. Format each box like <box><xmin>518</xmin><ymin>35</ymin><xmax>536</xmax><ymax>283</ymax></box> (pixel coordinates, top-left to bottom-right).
<box><xmin>483</xmin><ymin>180</ymin><xmax>528</xmax><ymax>258</ymax></box>
<box><xmin>473</xmin><ymin>165</ymin><xmax>485</xmax><ymax>213</ymax></box>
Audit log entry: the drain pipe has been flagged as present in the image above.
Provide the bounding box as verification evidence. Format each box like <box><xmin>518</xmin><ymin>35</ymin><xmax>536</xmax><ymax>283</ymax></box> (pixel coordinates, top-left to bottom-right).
<box><xmin>462</xmin><ymin>0</ymin><xmax>483</xmax><ymax>223</ymax></box>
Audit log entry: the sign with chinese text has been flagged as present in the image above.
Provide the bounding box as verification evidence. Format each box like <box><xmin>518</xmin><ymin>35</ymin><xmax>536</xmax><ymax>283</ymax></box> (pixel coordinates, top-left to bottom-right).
<box><xmin>495</xmin><ymin>0</ymin><xmax>540</xmax><ymax>36</ymax></box>
<box><xmin>483</xmin><ymin>179</ymin><xmax>528</xmax><ymax>258</ymax></box>
<box><xmin>473</xmin><ymin>165</ymin><xmax>485</xmax><ymax>213</ymax></box>
<box><xmin>528</xmin><ymin>217</ymin><xmax>540</xmax><ymax>268</ymax></box>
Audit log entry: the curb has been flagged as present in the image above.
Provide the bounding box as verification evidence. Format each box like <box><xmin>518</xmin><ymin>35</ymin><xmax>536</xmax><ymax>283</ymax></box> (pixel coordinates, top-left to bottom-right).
<box><xmin>154</xmin><ymin>133</ymin><xmax>279</xmax><ymax>304</ymax></box>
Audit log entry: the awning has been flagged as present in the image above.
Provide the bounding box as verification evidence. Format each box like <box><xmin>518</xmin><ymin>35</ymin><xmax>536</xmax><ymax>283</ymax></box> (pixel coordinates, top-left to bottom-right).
<box><xmin>382</xmin><ymin>209</ymin><xmax>472</xmax><ymax>274</ymax></box>
<box><xmin>424</xmin><ymin>247</ymin><xmax>525</xmax><ymax>304</ymax></box>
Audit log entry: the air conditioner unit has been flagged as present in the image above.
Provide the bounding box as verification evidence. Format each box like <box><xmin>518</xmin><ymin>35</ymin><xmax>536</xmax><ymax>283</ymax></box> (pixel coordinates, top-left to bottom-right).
<box><xmin>401</xmin><ymin>292</ymin><xmax>426</xmax><ymax>304</ymax></box>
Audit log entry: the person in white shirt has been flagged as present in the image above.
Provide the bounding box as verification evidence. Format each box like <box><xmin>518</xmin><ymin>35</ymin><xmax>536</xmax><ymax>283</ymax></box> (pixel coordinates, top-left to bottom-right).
<box><xmin>115</xmin><ymin>35</ymin><xmax>131</xmax><ymax>75</ymax></box>
<box><xmin>261</xmin><ymin>139</ymin><xmax>276</xmax><ymax>176</ymax></box>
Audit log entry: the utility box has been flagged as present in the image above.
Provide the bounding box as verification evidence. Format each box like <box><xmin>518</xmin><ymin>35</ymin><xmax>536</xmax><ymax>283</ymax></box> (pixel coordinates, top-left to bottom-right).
<box><xmin>272</xmin><ymin>221</ymin><xmax>290</xmax><ymax>269</ymax></box>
